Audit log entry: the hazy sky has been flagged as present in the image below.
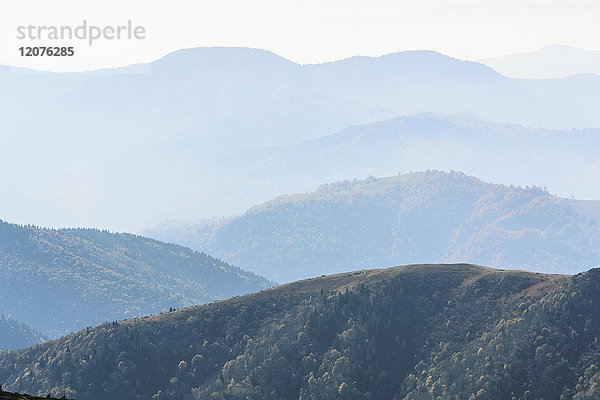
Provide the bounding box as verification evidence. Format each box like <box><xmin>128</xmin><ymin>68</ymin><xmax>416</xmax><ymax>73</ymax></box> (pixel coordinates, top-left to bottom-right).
<box><xmin>2</xmin><ymin>0</ymin><xmax>599</xmax><ymax>71</ymax></box>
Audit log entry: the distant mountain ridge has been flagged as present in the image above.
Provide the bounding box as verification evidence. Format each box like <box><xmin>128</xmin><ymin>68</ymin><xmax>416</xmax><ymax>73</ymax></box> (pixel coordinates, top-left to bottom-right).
<box><xmin>0</xmin><ymin>220</ymin><xmax>272</xmax><ymax>337</ymax></box>
<box><xmin>482</xmin><ymin>45</ymin><xmax>600</xmax><ymax>79</ymax></box>
<box><xmin>147</xmin><ymin>171</ymin><xmax>600</xmax><ymax>282</ymax></box>
<box><xmin>4</xmin><ymin>264</ymin><xmax>600</xmax><ymax>399</ymax></box>
<box><xmin>2</xmin><ymin>47</ymin><xmax>600</xmax><ymax>231</ymax></box>
<box><xmin>170</xmin><ymin>113</ymin><xmax>600</xmax><ymax>222</ymax></box>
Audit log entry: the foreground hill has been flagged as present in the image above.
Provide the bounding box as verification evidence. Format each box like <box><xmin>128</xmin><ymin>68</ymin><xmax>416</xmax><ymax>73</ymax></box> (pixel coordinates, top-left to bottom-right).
<box><xmin>0</xmin><ymin>390</ymin><xmax>64</xmax><ymax>400</ymax></box>
<box><xmin>0</xmin><ymin>220</ymin><xmax>272</xmax><ymax>338</ymax></box>
<box><xmin>2</xmin><ymin>48</ymin><xmax>600</xmax><ymax>230</ymax></box>
<box><xmin>148</xmin><ymin>171</ymin><xmax>600</xmax><ymax>282</ymax></box>
<box><xmin>5</xmin><ymin>264</ymin><xmax>600</xmax><ymax>399</ymax></box>
<box><xmin>0</xmin><ymin>315</ymin><xmax>45</xmax><ymax>351</ymax></box>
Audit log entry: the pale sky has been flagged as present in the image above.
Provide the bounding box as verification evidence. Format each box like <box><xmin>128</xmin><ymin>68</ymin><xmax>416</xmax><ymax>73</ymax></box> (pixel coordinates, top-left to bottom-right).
<box><xmin>1</xmin><ymin>0</ymin><xmax>599</xmax><ymax>71</ymax></box>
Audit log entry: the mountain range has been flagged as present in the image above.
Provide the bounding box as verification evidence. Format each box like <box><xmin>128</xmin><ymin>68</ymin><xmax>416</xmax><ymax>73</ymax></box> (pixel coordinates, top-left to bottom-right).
<box><xmin>0</xmin><ymin>220</ymin><xmax>271</xmax><ymax>338</ymax></box>
<box><xmin>146</xmin><ymin>171</ymin><xmax>600</xmax><ymax>283</ymax></box>
<box><xmin>166</xmin><ymin>113</ymin><xmax>600</xmax><ymax>224</ymax></box>
<box><xmin>2</xmin><ymin>41</ymin><xmax>599</xmax><ymax>400</ymax></box>
<box><xmin>2</xmin><ymin>47</ymin><xmax>600</xmax><ymax>231</ymax></box>
<box><xmin>3</xmin><ymin>263</ymin><xmax>600</xmax><ymax>400</ymax></box>
<box><xmin>482</xmin><ymin>45</ymin><xmax>600</xmax><ymax>79</ymax></box>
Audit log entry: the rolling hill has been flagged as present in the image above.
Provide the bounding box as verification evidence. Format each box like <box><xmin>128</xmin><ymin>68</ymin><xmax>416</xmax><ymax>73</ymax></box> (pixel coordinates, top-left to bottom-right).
<box><xmin>0</xmin><ymin>315</ymin><xmax>45</xmax><ymax>351</ymax></box>
<box><xmin>3</xmin><ymin>264</ymin><xmax>600</xmax><ymax>399</ymax></box>
<box><xmin>0</xmin><ymin>220</ymin><xmax>272</xmax><ymax>338</ymax></box>
<box><xmin>146</xmin><ymin>113</ymin><xmax>600</xmax><ymax>226</ymax></box>
<box><xmin>147</xmin><ymin>171</ymin><xmax>600</xmax><ymax>282</ymax></box>
<box><xmin>2</xmin><ymin>48</ymin><xmax>600</xmax><ymax>231</ymax></box>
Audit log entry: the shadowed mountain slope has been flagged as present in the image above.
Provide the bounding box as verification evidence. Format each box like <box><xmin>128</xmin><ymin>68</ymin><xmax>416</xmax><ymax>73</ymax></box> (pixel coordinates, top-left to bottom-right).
<box><xmin>0</xmin><ymin>315</ymin><xmax>45</xmax><ymax>351</ymax></box>
<box><xmin>0</xmin><ymin>220</ymin><xmax>272</xmax><ymax>338</ymax></box>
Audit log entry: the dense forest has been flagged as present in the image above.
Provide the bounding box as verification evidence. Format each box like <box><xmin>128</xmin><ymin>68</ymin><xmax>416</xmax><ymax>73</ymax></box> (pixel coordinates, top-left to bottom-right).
<box><xmin>0</xmin><ymin>220</ymin><xmax>272</xmax><ymax>338</ymax></box>
<box><xmin>149</xmin><ymin>171</ymin><xmax>600</xmax><ymax>282</ymax></box>
<box><xmin>3</xmin><ymin>263</ymin><xmax>600</xmax><ymax>399</ymax></box>
<box><xmin>0</xmin><ymin>315</ymin><xmax>45</xmax><ymax>351</ymax></box>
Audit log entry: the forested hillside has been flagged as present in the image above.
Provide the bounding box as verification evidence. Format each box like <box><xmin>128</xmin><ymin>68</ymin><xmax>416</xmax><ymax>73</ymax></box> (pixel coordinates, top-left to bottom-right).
<box><xmin>0</xmin><ymin>315</ymin><xmax>45</xmax><ymax>351</ymax></box>
<box><xmin>4</xmin><ymin>264</ymin><xmax>600</xmax><ymax>399</ymax></box>
<box><xmin>0</xmin><ymin>220</ymin><xmax>272</xmax><ymax>337</ymax></box>
<box><xmin>148</xmin><ymin>171</ymin><xmax>600</xmax><ymax>282</ymax></box>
